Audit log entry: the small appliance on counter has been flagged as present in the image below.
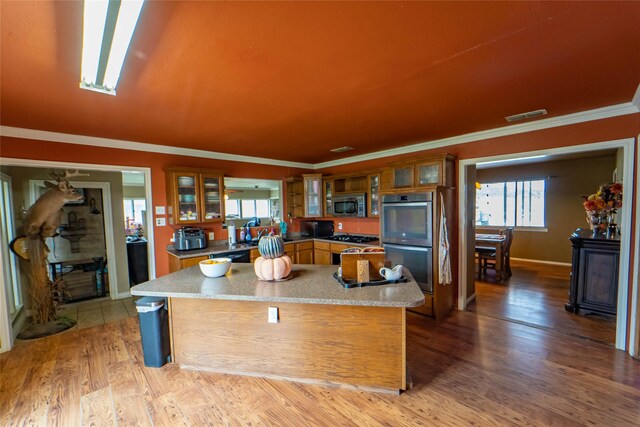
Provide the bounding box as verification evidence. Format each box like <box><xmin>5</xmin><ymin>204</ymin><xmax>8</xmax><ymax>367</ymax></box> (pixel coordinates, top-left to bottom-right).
<box><xmin>174</xmin><ymin>227</ymin><xmax>207</xmax><ymax>251</ymax></box>
<box><xmin>300</xmin><ymin>220</ymin><xmax>334</xmax><ymax>238</ymax></box>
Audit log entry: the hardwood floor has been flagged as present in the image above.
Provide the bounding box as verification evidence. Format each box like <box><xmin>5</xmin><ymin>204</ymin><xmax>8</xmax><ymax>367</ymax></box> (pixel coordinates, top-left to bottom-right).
<box><xmin>2</xmin><ymin>308</ymin><xmax>638</xmax><ymax>426</ymax></box>
<box><xmin>470</xmin><ymin>259</ymin><xmax>617</xmax><ymax>346</ymax></box>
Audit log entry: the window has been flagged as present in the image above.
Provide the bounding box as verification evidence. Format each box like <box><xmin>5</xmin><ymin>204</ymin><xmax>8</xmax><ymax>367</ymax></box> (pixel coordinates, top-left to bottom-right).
<box><xmin>225</xmin><ymin>199</ymin><xmax>270</xmax><ymax>219</ymax></box>
<box><xmin>476</xmin><ymin>179</ymin><xmax>545</xmax><ymax>228</ymax></box>
<box><xmin>123</xmin><ymin>198</ymin><xmax>146</xmax><ymax>229</ymax></box>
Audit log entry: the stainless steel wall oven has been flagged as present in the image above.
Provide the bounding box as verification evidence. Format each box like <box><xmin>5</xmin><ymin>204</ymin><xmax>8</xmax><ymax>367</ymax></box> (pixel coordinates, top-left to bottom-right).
<box><xmin>381</xmin><ymin>193</ymin><xmax>433</xmax><ymax>293</ymax></box>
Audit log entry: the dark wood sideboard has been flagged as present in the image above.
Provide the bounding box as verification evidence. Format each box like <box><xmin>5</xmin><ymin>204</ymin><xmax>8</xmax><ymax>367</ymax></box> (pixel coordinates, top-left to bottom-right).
<box><xmin>566</xmin><ymin>229</ymin><xmax>620</xmax><ymax>316</ymax></box>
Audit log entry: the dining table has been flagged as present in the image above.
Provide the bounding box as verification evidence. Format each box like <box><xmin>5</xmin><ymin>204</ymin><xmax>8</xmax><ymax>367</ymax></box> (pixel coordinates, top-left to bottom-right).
<box><xmin>475</xmin><ymin>233</ymin><xmax>507</xmax><ymax>278</ymax></box>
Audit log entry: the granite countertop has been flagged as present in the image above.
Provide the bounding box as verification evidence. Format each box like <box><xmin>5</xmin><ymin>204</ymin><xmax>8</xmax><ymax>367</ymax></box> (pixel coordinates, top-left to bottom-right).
<box><xmin>131</xmin><ymin>263</ymin><xmax>424</xmax><ymax>308</ymax></box>
<box><xmin>167</xmin><ymin>236</ymin><xmax>381</xmax><ymax>259</ymax></box>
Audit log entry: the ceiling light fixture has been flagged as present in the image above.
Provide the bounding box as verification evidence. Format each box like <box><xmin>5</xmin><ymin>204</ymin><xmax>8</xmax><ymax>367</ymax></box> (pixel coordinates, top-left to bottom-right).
<box><xmin>505</xmin><ymin>109</ymin><xmax>548</xmax><ymax>123</ymax></box>
<box><xmin>330</xmin><ymin>146</ymin><xmax>354</xmax><ymax>153</ymax></box>
<box><xmin>80</xmin><ymin>0</ymin><xmax>144</xmax><ymax>95</ymax></box>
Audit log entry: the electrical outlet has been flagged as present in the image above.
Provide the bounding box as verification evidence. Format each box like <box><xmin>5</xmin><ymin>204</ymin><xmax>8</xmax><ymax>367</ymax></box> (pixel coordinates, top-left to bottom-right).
<box><xmin>268</xmin><ymin>307</ymin><xmax>279</xmax><ymax>323</ymax></box>
<box><xmin>338</xmin><ymin>222</ymin><xmax>343</xmax><ymax>230</ymax></box>
<box><xmin>156</xmin><ymin>217</ymin><xmax>166</xmax><ymax>226</ymax></box>
<box><xmin>209</xmin><ymin>232</ymin><xmax>215</xmax><ymax>240</ymax></box>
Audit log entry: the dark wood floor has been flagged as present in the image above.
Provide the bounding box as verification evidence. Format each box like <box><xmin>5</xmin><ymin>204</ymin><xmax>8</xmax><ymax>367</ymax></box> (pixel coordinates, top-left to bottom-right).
<box><xmin>470</xmin><ymin>259</ymin><xmax>617</xmax><ymax>346</ymax></box>
<box><xmin>2</xmin><ymin>306</ymin><xmax>638</xmax><ymax>426</ymax></box>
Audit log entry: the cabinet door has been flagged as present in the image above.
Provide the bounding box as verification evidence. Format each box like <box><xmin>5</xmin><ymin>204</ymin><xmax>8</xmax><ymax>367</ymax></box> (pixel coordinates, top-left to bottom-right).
<box><xmin>392</xmin><ymin>166</ymin><xmax>413</xmax><ymax>189</ymax></box>
<box><xmin>314</xmin><ymin>249</ymin><xmax>331</xmax><ymax>265</ymax></box>
<box><xmin>181</xmin><ymin>256</ymin><xmax>208</xmax><ymax>269</ymax></box>
<box><xmin>323</xmin><ymin>179</ymin><xmax>334</xmax><ymax>217</ymax></box>
<box><xmin>415</xmin><ymin>160</ymin><xmax>441</xmax><ymax>187</ymax></box>
<box><xmin>297</xmin><ymin>249</ymin><xmax>314</xmax><ymax>264</ymax></box>
<box><xmin>173</xmin><ymin>172</ymin><xmax>200</xmax><ymax>223</ymax></box>
<box><xmin>200</xmin><ymin>173</ymin><xmax>224</xmax><ymax>222</ymax></box>
<box><xmin>286</xmin><ymin>178</ymin><xmax>304</xmax><ymax>218</ymax></box>
<box><xmin>303</xmin><ymin>175</ymin><xmax>322</xmax><ymax>217</ymax></box>
<box><xmin>368</xmin><ymin>173</ymin><xmax>380</xmax><ymax>217</ymax></box>
<box><xmin>284</xmin><ymin>243</ymin><xmax>296</xmax><ymax>259</ymax></box>
<box><xmin>577</xmin><ymin>248</ymin><xmax>619</xmax><ymax>314</ymax></box>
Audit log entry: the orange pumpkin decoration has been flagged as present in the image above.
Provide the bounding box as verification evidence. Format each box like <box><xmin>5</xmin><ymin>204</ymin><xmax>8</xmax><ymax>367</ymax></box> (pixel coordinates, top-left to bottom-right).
<box><xmin>254</xmin><ymin>254</ymin><xmax>292</xmax><ymax>281</ymax></box>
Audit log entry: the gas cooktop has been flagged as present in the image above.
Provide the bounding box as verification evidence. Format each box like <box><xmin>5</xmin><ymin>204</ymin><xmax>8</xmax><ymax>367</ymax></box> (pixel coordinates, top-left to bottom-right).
<box><xmin>325</xmin><ymin>234</ymin><xmax>379</xmax><ymax>244</ymax></box>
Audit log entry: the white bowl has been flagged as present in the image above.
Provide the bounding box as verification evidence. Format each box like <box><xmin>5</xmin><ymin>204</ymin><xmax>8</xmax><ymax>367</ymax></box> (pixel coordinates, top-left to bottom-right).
<box><xmin>199</xmin><ymin>258</ymin><xmax>232</xmax><ymax>277</ymax></box>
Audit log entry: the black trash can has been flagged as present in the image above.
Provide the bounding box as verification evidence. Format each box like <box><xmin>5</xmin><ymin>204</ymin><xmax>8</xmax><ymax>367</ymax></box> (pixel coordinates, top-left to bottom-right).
<box><xmin>135</xmin><ymin>297</ymin><xmax>171</xmax><ymax>367</ymax></box>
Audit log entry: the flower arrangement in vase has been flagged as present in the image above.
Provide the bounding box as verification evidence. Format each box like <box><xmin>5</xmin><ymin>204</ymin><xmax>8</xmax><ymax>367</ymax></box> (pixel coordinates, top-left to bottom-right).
<box><xmin>582</xmin><ymin>182</ymin><xmax>622</xmax><ymax>234</ymax></box>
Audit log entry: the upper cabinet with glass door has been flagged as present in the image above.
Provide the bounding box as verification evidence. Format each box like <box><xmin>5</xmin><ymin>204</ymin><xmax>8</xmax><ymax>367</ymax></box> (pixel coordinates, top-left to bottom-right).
<box><xmin>368</xmin><ymin>173</ymin><xmax>380</xmax><ymax>217</ymax></box>
<box><xmin>303</xmin><ymin>174</ymin><xmax>322</xmax><ymax>217</ymax></box>
<box><xmin>323</xmin><ymin>178</ymin><xmax>334</xmax><ymax>217</ymax></box>
<box><xmin>199</xmin><ymin>173</ymin><xmax>224</xmax><ymax>222</ymax></box>
<box><xmin>165</xmin><ymin>168</ymin><xmax>224</xmax><ymax>224</ymax></box>
<box><xmin>381</xmin><ymin>154</ymin><xmax>455</xmax><ymax>192</ymax></box>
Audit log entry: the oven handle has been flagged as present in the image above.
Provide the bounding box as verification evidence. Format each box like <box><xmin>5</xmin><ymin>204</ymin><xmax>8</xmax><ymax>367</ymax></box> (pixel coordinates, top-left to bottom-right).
<box><xmin>381</xmin><ymin>202</ymin><xmax>429</xmax><ymax>208</ymax></box>
<box><xmin>383</xmin><ymin>243</ymin><xmax>431</xmax><ymax>252</ymax></box>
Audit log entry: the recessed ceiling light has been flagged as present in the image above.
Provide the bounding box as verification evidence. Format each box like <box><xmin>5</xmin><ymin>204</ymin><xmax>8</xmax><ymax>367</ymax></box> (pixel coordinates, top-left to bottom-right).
<box><xmin>505</xmin><ymin>109</ymin><xmax>548</xmax><ymax>123</ymax></box>
<box><xmin>330</xmin><ymin>146</ymin><xmax>354</xmax><ymax>153</ymax></box>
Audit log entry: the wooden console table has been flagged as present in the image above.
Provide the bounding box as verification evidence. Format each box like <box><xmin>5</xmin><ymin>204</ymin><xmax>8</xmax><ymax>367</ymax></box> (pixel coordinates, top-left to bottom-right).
<box><xmin>566</xmin><ymin>229</ymin><xmax>620</xmax><ymax>316</ymax></box>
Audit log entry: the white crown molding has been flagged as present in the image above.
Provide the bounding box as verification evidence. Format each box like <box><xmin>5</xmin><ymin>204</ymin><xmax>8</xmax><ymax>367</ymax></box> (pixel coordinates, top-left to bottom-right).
<box><xmin>632</xmin><ymin>83</ymin><xmax>640</xmax><ymax>109</ymax></box>
<box><xmin>315</xmin><ymin>101</ymin><xmax>640</xmax><ymax>169</ymax></box>
<box><xmin>0</xmin><ymin>126</ymin><xmax>314</xmax><ymax>170</ymax></box>
<box><xmin>2</xmin><ymin>100</ymin><xmax>638</xmax><ymax>170</ymax></box>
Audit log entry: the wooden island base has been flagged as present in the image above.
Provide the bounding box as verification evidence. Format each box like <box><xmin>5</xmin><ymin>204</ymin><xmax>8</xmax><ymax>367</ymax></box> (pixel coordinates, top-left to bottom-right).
<box><xmin>169</xmin><ymin>298</ymin><xmax>407</xmax><ymax>393</ymax></box>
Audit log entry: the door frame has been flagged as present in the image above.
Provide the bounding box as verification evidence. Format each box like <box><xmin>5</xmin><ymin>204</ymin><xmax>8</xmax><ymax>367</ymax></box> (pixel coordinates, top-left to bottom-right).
<box><xmin>30</xmin><ymin>180</ymin><xmax>118</xmax><ymax>299</ymax></box>
<box><xmin>0</xmin><ymin>172</ymin><xmax>24</xmax><ymax>352</ymax></box>
<box><xmin>457</xmin><ymin>137</ymin><xmax>637</xmax><ymax>354</ymax></box>
<box><xmin>0</xmin><ymin>158</ymin><xmax>156</xmax><ymax>292</ymax></box>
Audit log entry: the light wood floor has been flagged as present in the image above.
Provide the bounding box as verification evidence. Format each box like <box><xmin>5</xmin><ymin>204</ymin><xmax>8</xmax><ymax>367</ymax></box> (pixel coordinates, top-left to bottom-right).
<box><xmin>470</xmin><ymin>259</ymin><xmax>617</xmax><ymax>346</ymax></box>
<box><xmin>2</xmin><ymin>308</ymin><xmax>638</xmax><ymax>426</ymax></box>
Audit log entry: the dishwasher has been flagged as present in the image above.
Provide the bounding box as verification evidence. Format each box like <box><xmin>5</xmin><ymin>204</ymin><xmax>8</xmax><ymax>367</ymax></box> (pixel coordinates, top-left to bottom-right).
<box><xmin>210</xmin><ymin>249</ymin><xmax>250</xmax><ymax>263</ymax></box>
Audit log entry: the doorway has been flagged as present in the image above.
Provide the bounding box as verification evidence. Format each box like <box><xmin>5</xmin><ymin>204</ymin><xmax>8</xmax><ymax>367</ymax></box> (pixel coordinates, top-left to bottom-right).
<box><xmin>457</xmin><ymin>138</ymin><xmax>637</xmax><ymax>353</ymax></box>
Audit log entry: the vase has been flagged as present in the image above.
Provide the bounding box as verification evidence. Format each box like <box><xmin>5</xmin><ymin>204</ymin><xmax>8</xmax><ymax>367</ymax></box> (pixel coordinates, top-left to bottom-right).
<box><xmin>589</xmin><ymin>214</ymin><xmax>608</xmax><ymax>235</ymax></box>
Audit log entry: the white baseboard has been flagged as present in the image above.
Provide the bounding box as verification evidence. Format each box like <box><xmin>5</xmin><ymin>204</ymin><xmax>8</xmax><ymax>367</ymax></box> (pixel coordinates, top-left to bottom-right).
<box><xmin>12</xmin><ymin>310</ymin><xmax>27</xmax><ymax>339</ymax></box>
<box><xmin>510</xmin><ymin>257</ymin><xmax>572</xmax><ymax>267</ymax></box>
<box><xmin>465</xmin><ymin>294</ymin><xmax>476</xmax><ymax>308</ymax></box>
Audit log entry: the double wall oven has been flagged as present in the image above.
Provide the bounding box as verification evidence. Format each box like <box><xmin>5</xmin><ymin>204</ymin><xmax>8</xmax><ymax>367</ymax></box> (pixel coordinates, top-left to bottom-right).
<box><xmin>381</xmin><ymin>193</ymin><xmax>433</xmax><ymax>293</ymax></box>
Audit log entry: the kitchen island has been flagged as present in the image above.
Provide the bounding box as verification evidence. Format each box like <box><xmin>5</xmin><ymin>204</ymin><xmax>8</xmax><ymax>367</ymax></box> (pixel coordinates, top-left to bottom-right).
<box><xmin>131</xmin><ymin>263</ymin><xmax>424</xmax><ymax>393</ymax></box>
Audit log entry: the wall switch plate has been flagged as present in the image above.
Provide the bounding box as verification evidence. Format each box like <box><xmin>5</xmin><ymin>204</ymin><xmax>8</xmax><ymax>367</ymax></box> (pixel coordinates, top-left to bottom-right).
<box><xmin>209</xmin><ymin>232</ymin><xmax>215</xmax><ymax>240</ymax></box>
<box><xmin>338</xmin><ymin>222</ymin><xmax>343</xmax><ymax>230</ymax></box>
<box><xmin>156</xmin><ymin>217</ymin><xmax>166</xmax><ymax>226</ymax></box>
<box><xmin>155</xmin><ymin>206</ymin><xmax>166</xmax><ymax>215</ymax></box>
<box><xmin>268</xmin><ymin>307</ymin><xmax>279</xmax><ymax>323</ymax></box>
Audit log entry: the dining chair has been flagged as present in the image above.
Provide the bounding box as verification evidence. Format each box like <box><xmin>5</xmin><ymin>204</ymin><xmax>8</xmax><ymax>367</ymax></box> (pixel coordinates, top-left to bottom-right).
<box><xmin>477</xmin><ymin>228</ymin><xmax>514</xmax><ymax>279</ymax></box>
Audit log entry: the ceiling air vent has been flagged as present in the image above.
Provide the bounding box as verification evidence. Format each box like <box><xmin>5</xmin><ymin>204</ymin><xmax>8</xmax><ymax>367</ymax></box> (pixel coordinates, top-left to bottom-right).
<box><xmin>330</xmin><ymin>146</ymin><xmax>354</xmax><ymax>153</ymax></box>
<box><xmin>505</xmin><ymin>109</ymin><xmax>548</xmax><ymax>123</ymax></box>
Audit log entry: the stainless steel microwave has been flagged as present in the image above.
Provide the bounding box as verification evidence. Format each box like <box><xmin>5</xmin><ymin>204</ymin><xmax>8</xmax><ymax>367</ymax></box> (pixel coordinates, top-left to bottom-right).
<box><xmin>333</xmin><ymin>193</ymin><xmax>366</xmax><ymax>217</ymax></box>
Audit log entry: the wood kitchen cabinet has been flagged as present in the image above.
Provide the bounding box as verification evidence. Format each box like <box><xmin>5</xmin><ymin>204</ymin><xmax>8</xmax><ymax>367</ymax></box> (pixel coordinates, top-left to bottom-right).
<box><xmin>296</xmin><ymin>241</ymin><xmax>314</xmax><ymax>264</ymax></box>
<box><xmin>566</xmin><ymin>230</ymin><xmax>620</xmax><ymax>316</ymax></box>
<box><xmin>368</xmin><ymin>173</ymin><xmax>381</xmax><ymax>217</ymax></box>
<box><xmin>303</xmin><ymin>174</ymin><xmax>322</xmax><ymax>217</ymax></box>
<box><xmin>165</xmin><ymin>167</ymin><xmax>224</xmax><ymax>225</ymax></box>
<box><xmin>381</xmin><ymin>154</ymin><xmax>454</xmax><ymax>192</ymax></box>
<box><xmin>285</xmin><ymin>177</ymin><xmax>304</xmax><ymax>218</ymax></box>
<box><xmin>323</xmin><ymin>179</ymin><xmax>334</xmax><ymax>217</ymax></box>
<box><xmin>168</xmin><ymin>254</ymin><xmax>208</xmax><ymax>273</ymax></box>
<box><xmin>314</xmin><ymin>240</ymin><xmax>331</xmax><ymax>265</ymax></box>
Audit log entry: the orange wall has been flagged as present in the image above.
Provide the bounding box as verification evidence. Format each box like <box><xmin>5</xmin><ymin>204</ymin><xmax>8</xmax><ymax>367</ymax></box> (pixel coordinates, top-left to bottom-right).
<box><xmin>2</xmin><ymin>113</ymin><xmax>638</xmax><ymax>279</ymax></box>
<box><xmin>0</xmin><ymin>136</ymin><xmax>312</xmax><ymax>277</ymax></box>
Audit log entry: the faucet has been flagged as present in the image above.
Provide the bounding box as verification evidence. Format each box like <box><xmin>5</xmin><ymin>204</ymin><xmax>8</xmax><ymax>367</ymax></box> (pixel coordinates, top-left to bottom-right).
<box><xmin>257</xmin><ymin>228</ymin><xmax>269</xmax><ymax>240</ymax></box>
